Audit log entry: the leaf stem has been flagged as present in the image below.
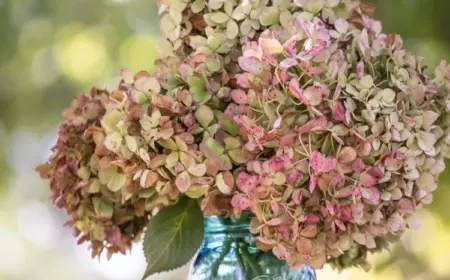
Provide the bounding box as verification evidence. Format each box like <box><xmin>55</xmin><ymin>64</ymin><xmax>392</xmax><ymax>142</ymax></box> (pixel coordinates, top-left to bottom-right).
<box><xmin>240</xmin><ymin>242</ymin><xmax>263</xmax><ymax>278</ymax></box>
<box><xmin>211</xmin><ymin>238</ymin><xmax>232</xmax><ymax>278</ymax></box>
<box><xmin>235</xmin><ymin>240</ymin><xmax>246</xmax><ymax>275</ymax></box>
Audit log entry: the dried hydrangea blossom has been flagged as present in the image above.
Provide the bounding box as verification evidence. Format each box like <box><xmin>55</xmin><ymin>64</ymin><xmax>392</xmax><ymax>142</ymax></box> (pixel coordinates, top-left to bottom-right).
<box><xmin>37</xmin><ymin>0</ymin><xmax>450</xmax><ymax>272</ymax></box>
<box><xmin>35</xmin><ymin>87</ymin><xmax>154</xmax><ymax>259</ymax></box>
<box><xmin>226</xmin><ymin>2</ymin><xmax>450</xmax><ymax>271</ymax></box>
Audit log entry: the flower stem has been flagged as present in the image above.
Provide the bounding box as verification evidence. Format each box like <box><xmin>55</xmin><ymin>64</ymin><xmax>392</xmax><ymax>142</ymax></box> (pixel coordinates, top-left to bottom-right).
<box><xmin>211</xmin><ymin>238</ymin><xmax>232</xmax><ymax>278</ymax></box>
<box><xmin>234</xmin><ymin>240</ymin><xmax>246</xmax><ymax>275</ymax></box>
<box><xmin>239</xmin><ymin>242</ymin><xmax>263</xmax><ymax>278</ymax></box>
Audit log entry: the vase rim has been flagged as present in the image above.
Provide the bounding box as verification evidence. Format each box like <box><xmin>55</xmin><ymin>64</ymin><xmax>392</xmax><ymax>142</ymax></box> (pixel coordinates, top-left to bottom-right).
<box><xmin>203</xmin><ymin>214</ymin><xmax>251</xmax><ymax>234</ymax></box>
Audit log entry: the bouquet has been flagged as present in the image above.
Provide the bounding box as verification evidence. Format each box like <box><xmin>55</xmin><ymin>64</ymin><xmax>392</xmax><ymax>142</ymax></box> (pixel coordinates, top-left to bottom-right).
<box><xmin>36</xmin><ymin>0</ymin><xmax>450</xmax><ymax>278</ymax></box>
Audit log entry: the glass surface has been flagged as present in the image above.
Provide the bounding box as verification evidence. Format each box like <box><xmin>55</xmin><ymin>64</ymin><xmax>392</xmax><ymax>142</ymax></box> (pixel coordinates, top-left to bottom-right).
<box><xmin>189</xmin><ymin>215</ymin><xmax>317</xmax><ymax>280</ymax></box>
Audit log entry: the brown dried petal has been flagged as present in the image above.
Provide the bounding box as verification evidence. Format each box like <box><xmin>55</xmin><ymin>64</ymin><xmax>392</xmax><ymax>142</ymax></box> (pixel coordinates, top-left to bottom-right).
<box><xmin>296</xmin><ymin>237</ymin><xmax>313</xmax><ymax>255</ymax></box>
<box><xmin>300</xmin><ymin>225</ymin><xmax>318</xmax><ymax>238</ymax></box>
<box><xmin>338</xmin><ymin>147</ymin><xmax>357</xmax><ymax>164</ymax></box>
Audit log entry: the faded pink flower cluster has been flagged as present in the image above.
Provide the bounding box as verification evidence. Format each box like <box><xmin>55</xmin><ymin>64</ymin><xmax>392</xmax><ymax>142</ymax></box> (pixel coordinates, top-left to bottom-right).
<box><xmin>37</xmin><ymin>0</ymin><xmax>450</xmax><ymax>272</ymax></box>
<box><xmin>228</xmin><ymin>4</ymin><xmax>450</xmax><ymax>269</ymax></box>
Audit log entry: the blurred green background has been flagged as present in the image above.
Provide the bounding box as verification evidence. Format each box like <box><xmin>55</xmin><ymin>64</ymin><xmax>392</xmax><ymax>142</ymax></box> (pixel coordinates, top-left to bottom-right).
<box><xmin>0</xmin><ymin>0</ymin><xmax>450</xmax><ymax>279</ymax></box>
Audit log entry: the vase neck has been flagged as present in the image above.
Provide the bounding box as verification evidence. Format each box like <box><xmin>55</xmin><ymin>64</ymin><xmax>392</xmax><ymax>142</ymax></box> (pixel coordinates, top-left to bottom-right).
<box><xmin>204</xmin><ymin>213</ymin><xmax>251</xmax><ymax>234</ymax></box>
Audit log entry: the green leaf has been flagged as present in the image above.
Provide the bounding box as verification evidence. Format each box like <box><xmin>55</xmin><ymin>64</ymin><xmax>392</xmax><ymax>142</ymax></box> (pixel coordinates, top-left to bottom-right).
<box><xmin>141</xmin><ymin>197</ymin><xmax>204</xmax><ymax>279</ymax></box>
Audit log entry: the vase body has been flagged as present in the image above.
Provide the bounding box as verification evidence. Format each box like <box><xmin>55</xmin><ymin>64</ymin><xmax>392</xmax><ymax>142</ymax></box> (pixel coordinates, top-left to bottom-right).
<box><xmin>189</xmin><ymin>215</ymin><xmax>317</xmax><ymax>280</ymax></box>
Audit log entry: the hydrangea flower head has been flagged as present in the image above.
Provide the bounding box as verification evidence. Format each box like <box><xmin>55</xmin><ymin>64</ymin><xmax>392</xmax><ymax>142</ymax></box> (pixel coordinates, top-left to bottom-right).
<box><xmin>38</xmin><ymin>0</ymin><xmax>450</xmax><ymax>271</ymax></box>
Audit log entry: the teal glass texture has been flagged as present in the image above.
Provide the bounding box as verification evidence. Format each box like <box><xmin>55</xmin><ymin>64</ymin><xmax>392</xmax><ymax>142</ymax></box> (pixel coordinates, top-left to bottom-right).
<box><xmin>189</xmin><ymin>215</ymin><xmax>317</xmax><ymax>280</ymax></box>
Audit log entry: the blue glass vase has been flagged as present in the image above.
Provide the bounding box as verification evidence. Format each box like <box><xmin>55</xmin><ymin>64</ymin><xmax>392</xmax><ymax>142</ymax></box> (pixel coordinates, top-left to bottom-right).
<box><xmin>189</xmin><ymin>214</ymin><xmax>317</xmax><ymax>280</ymax></box>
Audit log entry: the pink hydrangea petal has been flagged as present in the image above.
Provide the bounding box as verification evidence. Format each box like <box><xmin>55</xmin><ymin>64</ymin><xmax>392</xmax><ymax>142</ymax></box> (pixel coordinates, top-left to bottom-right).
<box><xmin>231</xmin><ymin>89</ymin><xmax>248</xmax><ymax>105</ymax></box>
<box><xmin>331</xmin><ymin>101</ymin><xmax>346</xmax><ymax>121</ymax></box>
<box><xmin>268</xmin><ymin>155</ymin><xmax>289</xmax><ymax>172</ymax></box>
<box><xmin>235</xmin><ymin>73</ymin><xmax>251</xmax><ymax>88</ymax></box>
<box><xmin>238</xmin><ymin>56</ymin><xmax>264</xmax><ymax>75</ymax></box>
<box><xmin>266</xmin><ymin>218</ymin><xmax>283</xmax><ymax>226</ymax></box>
<box><xmin>231</xmin><ymin>193</ymin><xmax>251</xmax><ymax>210</ymax></box>
<box><xmin>296</xmin><ymin>116</ymin><xmax>327</xmax><ymax>133</ymax></box>
<box><xmin>306</xmin><ymin>213</ymin><xmax>320</xmax><ymax>225</ymax></box>
<box><xmin>280</xmin><ymin>58</ymin><xmax>298</xmax><ymax>70</ymax></box>
<box><xmin>310</xmin><ymin>151</ymin><xmax>337</xmax><ymax>173</ymax></box>
<box><xmin>360</xmin><ymin>186</ymin><xmax>380</xmax><ymax>204</ymax></box>
<box><xmin>353</xmin><ymin>158</ymin><xmax>366</xmax><ymax>173</ymax></box>
<box><xmin>356</xmin><ymin>61</ymin><xmax>365</xmax><ymax>78</ymax></box>
<box><xmin>309</xmin><ymin>174</ymin><xmax>317</xmax><ymax>193</ymax></box>
<box><xmin>309</xmin><ymin>151</ymin><xmax>324</xmax><ymax>171</ymax></box>
<box><xmin>280</xmin><ymin>133</ymin><xmax>296</xmax><ymax>147</ymax></box>
<box><xmin>396</xmin><ymin>198</ymin><xmax>416</xmax><ymax>213</ymax></box>
<box><xmin>335</xmin><ymin>187</ymin><xmax>353</xmax><ymax>198</ymax></box>
<box><xmin>330</xmin><ymin>172</ymin><xmax>344</xmax><ymax>187</ymax></box>
<box><xmin>340</xmin><ymin>205</ymin><xmax>353</xmax><ymax>221</ymax></box>
<box><xmin>287</xmin><ymin>169</ymin><xmax>301</xmax><ymax>186</ymax></box>
<box><xmin>289</xmin><ymin>78</ymin><xmax>311</xmax><ymax>105</ymax></box>
<box><xmin>236</xmin><ymin>172</ymin><xmax>258</xmax><ymax>197</ymax></box>
<box><xmin>269</xmin><ymin>201</ymin><xmax>280</xmax><ymax>214</ymax></box>
<box><xmin>321</xmin><ymin>158</ymin><xmax>337</xmax><ymax>173</ymax></box>
<box><xmin>368</xmin><ymin>166</ymin><xmax>384</xmax><ymax>179</ymax></box>
<box><xmin>273</xmin><ymin>116</ymin><xmax>282</xmax><ymax>129</ymax></box>
<box><xmin>360</xmin><ymin>173</ymin><xmax>376</xmax><ymax>187</ymax></box>
<box><xmin>273</xmin><ymin>245</ymin><xmax>290</xmax><ymax>260</ymax></box>
<box><xmin>292</xmin><ymin>189</ymin><xmax>303</xmax><ymax>204</ymax></box>
<box><xmin>325</xmin><ymin>200</ymin><xmax>335</xmax><ymax>216</ymax></box>
<box><xmin>308</xmin><ymin>66</ymin><xmax>325</xmax><ymax>75</ymax></box>
<box><xmin>283</xmin><ymin>35</ymin><xmax>301</xmax><ymax>56</ymax></box>
<box><xmin>334</xmin><ymin>219</ymin><xmax>346</xmax><ymax>231</ymax></box>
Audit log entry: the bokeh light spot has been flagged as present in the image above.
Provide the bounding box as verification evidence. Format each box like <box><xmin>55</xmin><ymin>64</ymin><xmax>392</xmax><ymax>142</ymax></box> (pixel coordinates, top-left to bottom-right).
<box><xmin>119</xmin><ymin>35</ymin><xmax>159</xmax><ymax>72</ymax></box>
<box><xmin>32</xmin><ymin>47</ymin><xmax>61</xmax><ymax>88</ymax></box>
<box><xmin>426</xmin><ymin>226</ymin><xmax>450</xmax><ymax>276</ymax></box>
<box><xmin>416</xmin><ymin>39</ymin><xmax>448</xmax><ymax>69</ymax></box>
<box><xmin>105</xmin><ymin>0</ymin><xmax>132</xmax><ymax>4</ymax></box>
<box><xmin>75</xmin><ymin>241</ymin><xmax>146</xmax><ymax>280</ymax></box>
<box><xmin>0</xmin><ymin>228</ymin><xmax>25</xmax><ymax>275</ymax></box>
<box><xmin>18</xmin><ymin>18</ymin><xmax>52</xmax><ymax>53</ymax></box>
<box><xmin>56</xmin><ymin>30</ymin><xmax>110</xmax><ymax>83</ymax></box>
<box><xmin>17</xmin><ymin>201</ymin><xmax>58</xmax><ymax>247</ymax></box>
<box><xmin>401</xmin><ymin>210</ymin><xmax>437</xmax><ymax>254</ymax></box>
